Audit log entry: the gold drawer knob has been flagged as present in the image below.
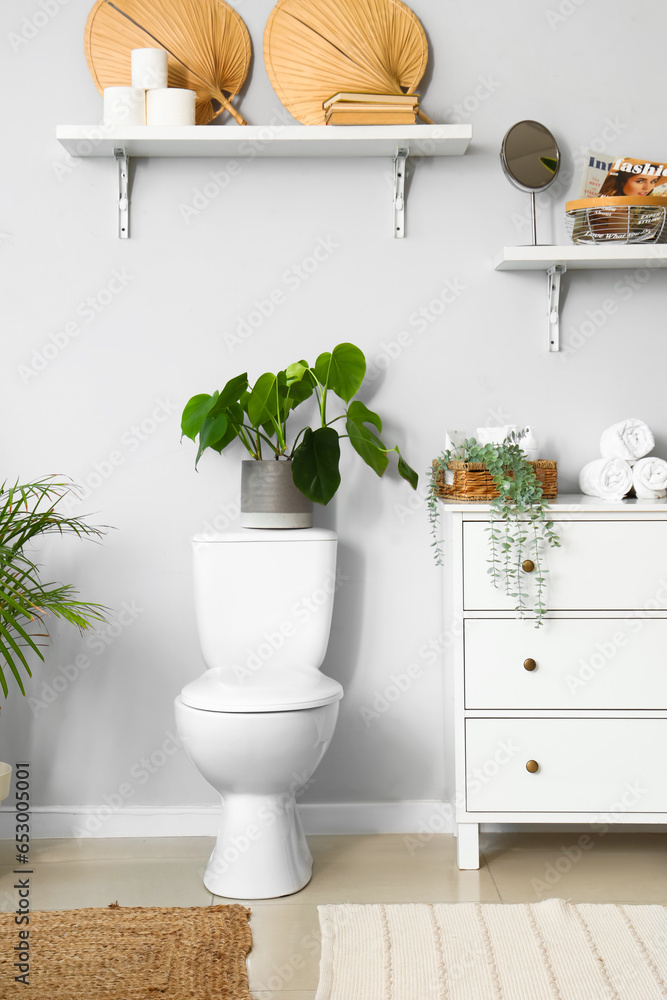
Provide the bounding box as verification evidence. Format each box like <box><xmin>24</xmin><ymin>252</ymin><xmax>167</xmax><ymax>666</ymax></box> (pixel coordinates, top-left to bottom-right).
<box><xmin>523</xmin><ymin>658</ymin><xmax>537</xmax><ymax>671</ymax></box>
<box><xmin>526</xmin><ymin>760</ymin><xmax>539</xmax><ymax>773</ymax></box>
<box><xmin>522</xmin><ymin>559</ymin><xmax>535</xmax><ymax>573</ymax></box>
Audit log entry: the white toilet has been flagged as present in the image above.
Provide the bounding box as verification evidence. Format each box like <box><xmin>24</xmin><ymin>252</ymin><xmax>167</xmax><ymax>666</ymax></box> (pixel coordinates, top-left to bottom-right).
<box><xmin>174</xmin><ymin>527</ymin><xmax>343</xmax><ymax>899</ymax></box>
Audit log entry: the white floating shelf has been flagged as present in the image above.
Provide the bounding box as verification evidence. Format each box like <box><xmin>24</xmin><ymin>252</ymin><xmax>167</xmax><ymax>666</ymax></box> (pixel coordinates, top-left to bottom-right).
<box><xmin>495</xmin><ymin>244</ymin><xmax>667</xmax><ymax>270</ymax></box>
<box><xmin>56</xmin><ymin>123</ymin><xmax>472</xmax><ymax>158</ymax></box>
<box><xmin>56</xmin><ymin>123</ymin><xmax>471</xmax><ymax>239</ymax></box>
<box><xmin>494</xmin><ymin>244</ymin><xmax>667</xmax><ymax>352</ymax></box>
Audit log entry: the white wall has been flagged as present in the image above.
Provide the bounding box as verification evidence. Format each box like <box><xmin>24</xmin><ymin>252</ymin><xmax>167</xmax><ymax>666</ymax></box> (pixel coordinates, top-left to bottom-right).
<box><xmin>2</xmin><ymin>0</ymin><xmax>667</xmax><ymax>835</ymax></box>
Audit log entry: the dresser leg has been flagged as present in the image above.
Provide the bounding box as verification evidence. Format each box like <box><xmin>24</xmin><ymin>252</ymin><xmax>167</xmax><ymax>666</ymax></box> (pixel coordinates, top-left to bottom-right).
<box><xmin>457</xmin><ymin>823</ymin><xmax>480</xmax><ymax>869</ymax></box>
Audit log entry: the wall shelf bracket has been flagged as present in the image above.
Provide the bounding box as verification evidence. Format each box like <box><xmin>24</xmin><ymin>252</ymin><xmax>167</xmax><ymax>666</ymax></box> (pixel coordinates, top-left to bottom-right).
<box><xmin>114</xmin><ymin>147</ymin><xmax>129</xmax><ymax>239</ymax></box>
<box><xmin>393</xmin><ymin>147</ymin><xmax>408</xmax><ymax>238</ymax></box>
<box><xmin>547</xmin><ymin>264</ymin><xmax>566</xmax><ymax>352</ymax></box>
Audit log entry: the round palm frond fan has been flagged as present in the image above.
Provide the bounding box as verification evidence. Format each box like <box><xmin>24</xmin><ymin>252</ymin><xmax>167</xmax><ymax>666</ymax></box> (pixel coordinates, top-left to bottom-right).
<box><xmin>85</xmin><ymin>0</ymin><xmax>251</xmax><ymax>125</ymax></box>
<box><xmin>263</xmin><ymin>0</ymin><xmax>432</xmax><ymax>125</ymax></box>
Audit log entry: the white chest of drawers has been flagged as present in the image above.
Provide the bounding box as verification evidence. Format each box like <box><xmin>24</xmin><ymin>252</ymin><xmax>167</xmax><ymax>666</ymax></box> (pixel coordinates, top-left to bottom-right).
<box><xmin>443</xmin><ymin>495</ymin><xmax>667</xmax><ymax>869</ymax></box>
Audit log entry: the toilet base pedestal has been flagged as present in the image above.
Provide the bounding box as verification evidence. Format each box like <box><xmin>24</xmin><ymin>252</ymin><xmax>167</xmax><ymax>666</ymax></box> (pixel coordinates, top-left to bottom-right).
<box><xmin>204</xmin><ymin>791</ymin><xmax>312</xmax><ymax>899</ymax></box>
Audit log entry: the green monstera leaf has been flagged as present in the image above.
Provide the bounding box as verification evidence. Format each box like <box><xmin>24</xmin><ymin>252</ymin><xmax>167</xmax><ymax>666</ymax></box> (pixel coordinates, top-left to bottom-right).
<box><xmin>181</xmin><ymin>392</ymin><xmax>219</xmax><ymax>441</ymax></box>
<box><xmin>195</xmin><ymin>412</ymin><xmax>229</xmax><ymax>467</ymax></box>
<box><xmin>314</xmin><ymin>343</ymin><xmax>366</xmax><ymax>402</ymax></box>
<box><xmin>292</xmin><ymin>427</ymin><xmax>341</xmax><ymax>505</ymax></box>
<box><xmin>247</xmin><ymin>372</ymin><xmax>281</xmax><ymax>428</ymax></box>
<box><xmin>346</xmin><ymin>401</ymin><xmax>388</xmax><ymax>477</ymax></box>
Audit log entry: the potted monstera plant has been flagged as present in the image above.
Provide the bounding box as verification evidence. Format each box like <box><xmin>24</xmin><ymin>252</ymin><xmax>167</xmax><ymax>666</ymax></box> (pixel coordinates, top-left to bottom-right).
<box><xmin>181</xmin><ymin>342</ymin><xmax>418</xmax><ymax>526</ymax></box>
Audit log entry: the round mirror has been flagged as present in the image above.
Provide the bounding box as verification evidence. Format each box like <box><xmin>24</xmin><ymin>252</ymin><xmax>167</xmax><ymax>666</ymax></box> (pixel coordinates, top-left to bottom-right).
<box><xmin>500</xmin><ymin>120</ymin><xmax>560</xmax><ymax>193</ymax></box>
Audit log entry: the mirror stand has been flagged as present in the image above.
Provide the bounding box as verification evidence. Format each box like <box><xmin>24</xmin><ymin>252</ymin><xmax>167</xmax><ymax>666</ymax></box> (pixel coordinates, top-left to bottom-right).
<box><xmin>500</xmin><ymin>120</ymin><xmax>561</xmax><ymax>246</ymax></box>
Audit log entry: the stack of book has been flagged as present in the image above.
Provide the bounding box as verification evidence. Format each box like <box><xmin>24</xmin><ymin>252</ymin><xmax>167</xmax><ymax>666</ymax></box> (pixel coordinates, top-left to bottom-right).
<box><xmin>323</xmin><ymin>92</ymin><xmax>418</xmax><ymax>125</ymax></box>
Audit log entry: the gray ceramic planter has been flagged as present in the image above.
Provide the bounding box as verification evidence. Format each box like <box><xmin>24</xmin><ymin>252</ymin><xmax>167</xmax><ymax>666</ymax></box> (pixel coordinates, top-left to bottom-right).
<box><xmin>240</xmin><ymin>460</ymin><xmax>313</xmax><ymax>528</ymax></box>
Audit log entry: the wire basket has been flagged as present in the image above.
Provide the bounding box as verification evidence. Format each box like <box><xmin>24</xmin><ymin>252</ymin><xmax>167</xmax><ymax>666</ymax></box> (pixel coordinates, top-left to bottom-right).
<box><xmin>433</xmin><ymin>460</ymin><xmax>558</xmax><ymax>502</ymax></box>
<box><xmin>566</xmin><ymin>196</ymin><xmax>667</xmax><ymax>245</ymax></box>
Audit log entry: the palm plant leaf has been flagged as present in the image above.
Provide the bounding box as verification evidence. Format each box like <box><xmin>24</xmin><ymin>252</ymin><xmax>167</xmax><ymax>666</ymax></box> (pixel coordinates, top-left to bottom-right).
<box><xmin>0</xmin><ymin>583</ymin><xmax>44</xmax><ymax>638</ymax></box>
<box><xmin>0</xmin><ymin>477</ymin><xmax>110</xmax><ymax>699</ymax></box>
<box><xmin>85</xmin><ymin>0</ymin><xmax>252</xmax><ymax>125</ymax></box>
<box><xmin>34</xmin><ymin>594</ymin><xmax>108</xmax><ymax>631</ymax></box>
<box><xmin>0</xmin><ymin>617</ymin><xmax>37</xmax><ymax>697</ymax></box>
<box><xmin>264</xmin><ymin>0</ymin><xmax>429</xmax><ymax>125</ymax></box>
<box><xmin>0</xmin><ymin>479</ymin><xmax>105</xmax><ymax>548</ymax></box>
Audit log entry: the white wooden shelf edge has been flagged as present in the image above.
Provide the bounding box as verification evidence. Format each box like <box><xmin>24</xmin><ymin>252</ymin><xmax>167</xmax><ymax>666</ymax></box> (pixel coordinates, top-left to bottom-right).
<box><xmin>439</xmin><ymin>493</ymin><xmax>667</xmax><ymax>514</ymax></box>
<box><xmin>494</xmin><ymin>244</ymin><xmax>667</xmax><ymax>270</ymax></box>
<box><xmin>494</xmin><ymin>244</ymin><xmax>667</xmax><ymax>352</ymax></box>
<box><xmin>56</xmin><ymin>123</ymin><xmax>472</xmax><ymax>240</ymax></box>
<box><xmin>56</xmin><ymin>123</ymin><xmax>472</xmax><ymax>158</ymax></box>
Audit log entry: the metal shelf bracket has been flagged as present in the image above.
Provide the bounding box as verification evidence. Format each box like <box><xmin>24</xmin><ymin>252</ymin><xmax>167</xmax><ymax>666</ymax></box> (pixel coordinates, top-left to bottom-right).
<box><xmin>547</xmin><ymin>264</ymin><xmax>566</xmax><ymax>351</ymax></box>
<box><xmin>114</xmin><ymin>147</ymin><xmax>129</xmax><ymax>239</ymax></box>
<box><xmin>393</xmin><ymin>147</ymin><xmax>408</xmax><ymax>238</ymax></box>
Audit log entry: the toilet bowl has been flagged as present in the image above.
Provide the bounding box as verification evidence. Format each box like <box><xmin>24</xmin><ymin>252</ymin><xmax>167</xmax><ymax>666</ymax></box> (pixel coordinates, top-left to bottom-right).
<box><xmin>175</xmin><ymin>527</ymin><xmax>343</xmax><ymax>899</ymax></box>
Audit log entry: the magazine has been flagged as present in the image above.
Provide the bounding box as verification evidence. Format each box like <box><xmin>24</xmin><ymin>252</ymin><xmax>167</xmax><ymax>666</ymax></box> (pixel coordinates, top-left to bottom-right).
<box><xmin>579</xmin><ymin>153</ymin><xmax>667</xmax><ymax>199</ymax></box>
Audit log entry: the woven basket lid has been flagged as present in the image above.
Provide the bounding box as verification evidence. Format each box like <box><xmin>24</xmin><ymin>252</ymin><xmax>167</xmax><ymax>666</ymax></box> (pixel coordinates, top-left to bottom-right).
<box><xmin>263</xmin><ymin>0</ymin><xmax>428</xmax><ymax>125</ymax></box>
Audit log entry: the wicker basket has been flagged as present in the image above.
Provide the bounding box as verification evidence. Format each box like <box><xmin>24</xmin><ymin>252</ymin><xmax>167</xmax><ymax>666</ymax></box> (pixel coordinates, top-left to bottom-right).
<box><xmin>434</xmin><ymin>460</ymin><xmax>557</xmax><ymax>502</ymax></box>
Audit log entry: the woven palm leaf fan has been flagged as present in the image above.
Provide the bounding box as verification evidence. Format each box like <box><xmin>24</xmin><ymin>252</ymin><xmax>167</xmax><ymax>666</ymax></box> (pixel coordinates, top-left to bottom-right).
<box><xmin>263</xmin><ymin>0</ymin><xmax>432</xmax><ymax>125</ymax></box>
<box><xmin>85</xmin><ymin>0</ymin><xmax>251</xmax><ymax>125</ymax></box>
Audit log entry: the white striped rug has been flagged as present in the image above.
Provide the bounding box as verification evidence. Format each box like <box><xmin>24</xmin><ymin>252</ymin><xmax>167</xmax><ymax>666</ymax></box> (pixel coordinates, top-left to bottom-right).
<box><xmin>315</xmin><ymin>900</ymin><xmax>667</xmax><ymax>999</ymax></box>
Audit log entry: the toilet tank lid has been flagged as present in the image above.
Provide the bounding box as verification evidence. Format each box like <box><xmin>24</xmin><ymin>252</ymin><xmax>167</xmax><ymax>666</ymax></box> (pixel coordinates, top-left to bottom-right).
<box><xmin>192</xmin><ymin>528</ymin><xmax>337</xmax><ymax>544</ymax></box>
<box><xmin>180</xmin><ymin>664</ymin><xmax>343</xmax><ymax>712</ymax></box>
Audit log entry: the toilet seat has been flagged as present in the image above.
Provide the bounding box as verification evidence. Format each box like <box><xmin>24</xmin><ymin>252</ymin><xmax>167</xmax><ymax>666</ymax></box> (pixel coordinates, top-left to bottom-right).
<box><xmin>180</xmin><ymin>664</ymin><xmax>343</xmax><ymax>713</ymax></box>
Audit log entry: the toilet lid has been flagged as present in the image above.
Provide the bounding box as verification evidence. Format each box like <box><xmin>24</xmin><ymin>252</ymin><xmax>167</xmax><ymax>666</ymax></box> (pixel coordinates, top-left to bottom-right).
<box><xmin>180</xmin><ymin>664</ymin><xmax>344</xmax><ymax>713</ymax></box>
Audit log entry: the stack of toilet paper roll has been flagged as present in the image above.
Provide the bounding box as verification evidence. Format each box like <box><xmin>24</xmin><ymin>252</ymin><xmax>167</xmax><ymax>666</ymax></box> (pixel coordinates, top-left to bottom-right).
<box><xmin>103</xmin><ymin>48</ymin><xmax>196</xmax><ymax>126</ymax></box>
<box><xmin>579</xmin><ymin>419</ymin><xmax>667</xmax><ymax>500</ymax></box>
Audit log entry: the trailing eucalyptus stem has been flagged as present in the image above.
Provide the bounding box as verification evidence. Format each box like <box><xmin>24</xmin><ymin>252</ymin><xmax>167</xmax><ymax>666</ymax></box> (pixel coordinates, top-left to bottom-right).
<box><xmin>427</xmin><ymin>432</ymin><xmax>560</xmax><ymax>627</ymax></box>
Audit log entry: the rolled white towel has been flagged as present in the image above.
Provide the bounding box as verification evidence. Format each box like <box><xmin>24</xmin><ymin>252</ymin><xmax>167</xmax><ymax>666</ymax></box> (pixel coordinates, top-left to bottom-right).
<box><xmin>579</xmin><ymin>458</ymin><xmax>633</xmax><ymax>500</ymax></box>
<box><xmin>632</xmin><ymin>456</ymin><xmax>667</xmax><ymax>499</ymax></box>
<box><xmin>600</xmin><ymin>418</ymin><xmax>654</xmax><ymax>461</ymax></box>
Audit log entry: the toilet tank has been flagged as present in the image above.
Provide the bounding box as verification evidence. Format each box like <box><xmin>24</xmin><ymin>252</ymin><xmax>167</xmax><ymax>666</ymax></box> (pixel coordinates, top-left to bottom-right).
<box><xmin>192</xmin><ymin>528</ymin><xmax>338</xmax><ymax>674</ymax></box>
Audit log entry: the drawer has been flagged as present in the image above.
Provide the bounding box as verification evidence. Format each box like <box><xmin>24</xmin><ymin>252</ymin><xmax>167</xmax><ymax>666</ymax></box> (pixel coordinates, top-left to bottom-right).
<box><xmin>463</xmin><ymin>520</ymin><xmax>667</xmax><ymax>611</ymax></box>
<box><xmin>465</xmin><ymin>718</ymin><xmax>667</xmax><ymax>812</ymax></box>
<box><xmin>464</xmin><ymin>618</ymin><xmax>667</xmax><ymax>710</ymax></box>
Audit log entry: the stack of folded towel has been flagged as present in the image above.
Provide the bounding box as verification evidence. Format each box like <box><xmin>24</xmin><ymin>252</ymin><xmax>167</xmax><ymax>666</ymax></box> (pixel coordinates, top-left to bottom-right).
<box><xmin>579</xmin><ymin>419</ymin><xmax>667</xmax><ymax>500</ymax></box>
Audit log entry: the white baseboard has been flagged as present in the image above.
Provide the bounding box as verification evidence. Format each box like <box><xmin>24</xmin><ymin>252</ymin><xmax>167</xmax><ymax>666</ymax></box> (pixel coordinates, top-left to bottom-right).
<box><xmin>0</xmin><ymin>800</ymin><xmax>454</xmax><ymax>839</ymax></box>
<box><xmin>301</xmin><ymin>800</ymin><xmax>452</xmax><ymax>835</ymax></box>
<box><xmin>0</xmin><ymin>804</ymin><xmax>661</xmax><ymax>841</ymax></box>
<box><xmin>0</xmin><ymin>806</ymin><xmax>221</xmax><ymax>840</ymax></box>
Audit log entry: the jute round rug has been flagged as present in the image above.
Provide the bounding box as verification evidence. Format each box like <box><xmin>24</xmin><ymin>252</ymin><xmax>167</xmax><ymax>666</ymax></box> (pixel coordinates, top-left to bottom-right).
<box><xmin>316</xmin><ymin>899</ymin><xmax>667</xmax><ymax>999</ymax></box>
<box><xmin>0</xmin><ymin>902</ymin><xmax>252</xmax><ymax>999</ymax></box>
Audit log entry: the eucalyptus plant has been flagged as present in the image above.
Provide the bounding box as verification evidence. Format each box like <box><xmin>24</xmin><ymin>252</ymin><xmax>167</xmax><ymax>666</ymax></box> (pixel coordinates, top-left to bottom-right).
<box><xmin>428</xmin><ymin>432</ymin><xmax>560</xmax><ymax>626</ymax></box>
<box><xmin>182</xmin><ymin>342</ymin><xmax>418</xmax><ymax>505</ymax></box>
<box><xmin>0</xmin><ymin>478</ymin><xmax>108</xmax><ymax>698</ymax></box>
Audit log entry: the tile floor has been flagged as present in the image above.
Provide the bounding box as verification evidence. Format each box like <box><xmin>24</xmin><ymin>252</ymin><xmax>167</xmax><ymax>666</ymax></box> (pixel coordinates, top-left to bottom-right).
<box><xmin>0</xmin><ymin>831</ymin><xmax>665</xmax><ymax>998</ymax></box>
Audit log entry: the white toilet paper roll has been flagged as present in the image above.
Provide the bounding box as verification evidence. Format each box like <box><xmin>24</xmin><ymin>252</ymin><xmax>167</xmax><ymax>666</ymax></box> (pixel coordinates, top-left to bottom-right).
<box><xmin>103</xmin><ymin>87</ymin><xmax>146</xmax><ymax>126</ymax></box>
<box><xmin>131</xmin><ymin>47</ymin><xmax>168</xmax><ymax>89</ymax></box>
<box><xmin>475</xmin><ymin>425</ymin><xmax>518</xmax><ymax>446</ymax></box>
<box><xmin>444</xmin><ymin>430</ymin><xmax>467</xmax><ymax>457</ymax></box>
<box><xmin>146</xmin><ymin>88</ymin><xmax>197</xmax><ymax>126</ymax></box>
